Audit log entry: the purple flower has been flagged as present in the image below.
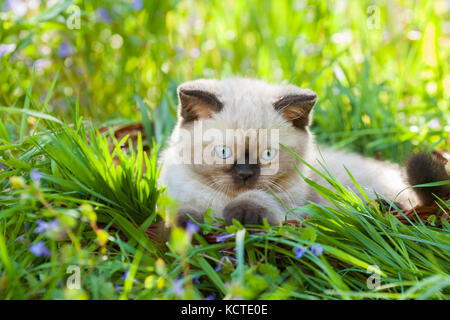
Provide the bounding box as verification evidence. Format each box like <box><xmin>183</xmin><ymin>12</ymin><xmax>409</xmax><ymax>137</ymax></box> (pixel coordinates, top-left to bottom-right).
<box><xmin>34</xmin><ymin>219</ymin><xmax>59</xmax><ymax>234</ymax></box>
<box><xmin>310</xmin><ymin>244</ymin><xmax>324</xmax><ymax>257</ymax></box>
<box><xmin>193</xmin><ymin>277</ymin><xmax>200</xmax><ymax>284</ymax></box>
<box><xmin>121</xmin><ymin>269</ymin><xmax>137</xmax><ymax>283</ymax></box>
<box><xmin>0</xmin><ymin>162</ymin><xmax>5</xmax><ymax>170</ymax></box>
<box><xmin>294</xmin><ymin>247</ymin><xmax>306</xmax><ymax>259</ymax></box>
<box><xmin>0</xmin><ymin>43</ymin><xmax>16</xmax><ymax>57</ymax></box>
<box><xmin>205</xmin><ymin>292</ymin><xmax>216</xmax><ymax>300</ymax></box>
<box><xmin>186</xmin><ymin>220</ymin><xmax>200</xmax><ymax>235</ymax></box>
<box><xmin>115</xmin><ymin>283</ymin><xmax>123</xmax><ymax>293</ymax></box>
<box><xmin>172</xmin><ymin>278</ymin><xmax>184</xmax><ymax>296</ymax></box>
<box><xmin>3</xmin><ymin>0</ymin><xmax>27</xmax><ymax>17</ymax></box>
<box><xmin>2</xmin><ymin>0</ymin><xmax>11</xmax><ymax>11</ymax></box>
<box><xmin>58</xmin><ymin>41</ymin><xmax>74</xmax><ymax>58</ymax></box>
<box><xmin>174</xmin><ymin>46</ymin><xmax>185</xmax><ymax>57</ymax></box>
<box><xmin>131</xmin><ymin>0</ymin><xmax>143</xmax><ymax>11</ymax></box>
<box><xmin>96</xmin><ymin>8</ymin><xmax>111</xmax><ymax>23</ymax></box>
<box><xmin>120</xmin><ymin>269</ymin><xmax>129</xmax><ymax>281</ymax></box>
<box><xmin>216</xmin><ymin>233</ymin><xmax>234</xmax><ymax>243</ymax></box>
<box><xmin>30</xmin><ymin>169</ymin><xmax>44</xmax><ymax>183</ymax></box>
<box><xmin>18</xmin><ymin>236</ymin><xmax>25</xmax><ymax>242</ymax></box>
<box><xmin>30</xmin><ymin>241</ymin><xmax>51</xmax><ymax>257</ymax></box>
<box><xmin>214</xmin><ymin>256</ymin><xmax>226</xmax><ymax>272</ymax></box>
<box><xmin>34</xmin><ymin>58</ymin><xmax>50</xmax><ymax>71</ymax></box>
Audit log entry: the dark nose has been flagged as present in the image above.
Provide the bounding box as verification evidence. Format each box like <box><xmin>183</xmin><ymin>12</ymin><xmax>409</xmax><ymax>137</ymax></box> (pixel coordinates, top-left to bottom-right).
<box><xmin>233</xmin><ymin>164</ymin><xmax>258</xmax><ymax>181</ymax></box>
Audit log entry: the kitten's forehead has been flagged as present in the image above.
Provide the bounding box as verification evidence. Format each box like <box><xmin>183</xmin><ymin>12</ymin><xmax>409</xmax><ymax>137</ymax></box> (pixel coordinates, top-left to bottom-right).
<box><xmin>211</xmin><ymin>78</ymin><xmax>296</xmax><ymax>129</ymax></box>
<box><xmin>217</xmin><ymin>78</ymin><xmax>295</xmax><ymax>102</ymax></box>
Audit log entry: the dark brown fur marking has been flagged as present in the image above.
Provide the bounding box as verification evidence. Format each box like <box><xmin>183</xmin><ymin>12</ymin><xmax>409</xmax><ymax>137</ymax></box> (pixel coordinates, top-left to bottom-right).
<box><xmin>273</xmin><ymin>94</ymin><xmax>317</xmax><ymax>128</ymax></box>
<box><xmin>405</xmin><ymin>152</ymin><xmax>450</xmax><ymax>205</ymax></box>
<box><xmin>179</xmin><ymin>89</ymin><xmax>223</xmax><ymax>123</ymax></box>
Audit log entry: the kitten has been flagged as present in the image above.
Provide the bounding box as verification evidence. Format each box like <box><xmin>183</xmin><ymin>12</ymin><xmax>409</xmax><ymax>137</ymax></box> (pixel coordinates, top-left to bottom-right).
<box><xmin>158</xmin><ymin>78</ymin><xmax>447</xmax><ymax>226</ymax></box>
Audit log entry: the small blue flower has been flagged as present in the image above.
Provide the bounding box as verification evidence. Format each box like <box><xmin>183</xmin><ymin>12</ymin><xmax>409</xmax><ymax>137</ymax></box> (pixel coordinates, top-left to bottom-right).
<box><xmin>3</xmin><ymin>0</ymin><xmax>27</xmax><ymax>17</ymax></box>
<box><xmin>216</xmin><ymin>233</ymin><xmax>234</xmax><ymax>243</ymax></box>
<box><xmin>0</xmin><ymin>44</ymin><xmax>16</xmax><ymax>57</ymax></box>
<box><xmin>35</xmin><ymin>220</ymin><xmax>47</xmax><ymax>234</ymax></box>
<box><xmin>214</xmin><ymin>256</ymin><xmax>226</xmax><ymax>272</ymax></box>
<box><xmin>34</xmin><ymin>219</ymin><xmax>59</xmax><ymax>234</ymax></box>
<box><xmin>131</xmin><ymin>0</ymin><xmax>143</xmax><ymax>11</ymax></box>
<box><xmin>34</xmin><ymin>58</ymin><xmax>50</xmax><ymax>71</ymax></box>
<box><xmin>121</xmin><ymin>269</ymin><xmax>137</xmax><ymax>283</ymax></box>
<box><xmin>186</xmin><ymin>220</ymin><xmax>200</xmax><ymax>235</ymax></box>
<box><xmin>193</xmin><ymin>277</ymin><xmax>200</xmax><ymax>285</ymax></box>
<box><xmin>30</xmin><ymin>241</ymin><xmax>51</xmax><ymax>257</ymax></box>
<box><xmin>120</xmin><ymin>269</ymin><xmax>129</xmax><ymax>281</ymax></box>
<box><xmin>17</xmin><ymin>236</ymin><xmax>25</xmax><ymax>242</ymax></box>
<box><xmin>294</xmin><ymin>246</ymin><xmax>306</xmax><ymax>259</ymax></box>
<box><xmin>30</xmin><ymin>169</ymin><xmax>44</xmax><ymax>183</ymax></box>
<box><xmin>96</xmin><ymin>8</ymin><xmax>111</xmax><ymax>23</ymax></box>
<box><xmin>115</xmin><ymin>283</ymin><xmax>123</xmax><ymax>293</ymax></box>
<box><xmin>58</xmin><ymin>40</ymin><xmax>74</xmax><ymax>58</ymax></box>
<box><xmin>205</xmin><ymin>292</ymin><xmax>216</xmax><ymax>300</ymax></box>
<box><xmin>310</xmin><ymin>244</ymin><xmax>324</xmax><ymax>257</ymax></box>
<box><xmin>0</xmin><ymin>162</ymin><xmax>5</xmax><ymax>170</ymax></box>
<box><xmin>1</xmin><ymin>0</ymin><xmax>11</xmax><ymax>11</ymax></box>
<box><xmin>172</xmin><ymin>278</ymin><xmax>184</xmax><ymax>296</ymax></box>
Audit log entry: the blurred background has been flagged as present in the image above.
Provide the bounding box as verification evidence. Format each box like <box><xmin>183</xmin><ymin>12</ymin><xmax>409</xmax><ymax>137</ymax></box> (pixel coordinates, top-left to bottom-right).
<box><xmin>0</xmin><ymin>0</ymin><xmax>449</xmax><ymax>162</ymax></box>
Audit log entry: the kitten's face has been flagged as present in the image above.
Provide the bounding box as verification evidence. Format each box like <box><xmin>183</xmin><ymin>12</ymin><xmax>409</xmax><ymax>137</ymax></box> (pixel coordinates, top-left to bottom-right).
<box><xmin>176</xmin><ymin>78</ymin><xmax>316</xmax><ymax>198</ymax></box>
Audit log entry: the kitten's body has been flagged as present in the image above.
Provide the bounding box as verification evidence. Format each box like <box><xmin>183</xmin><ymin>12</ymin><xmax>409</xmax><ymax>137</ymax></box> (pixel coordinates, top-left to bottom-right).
<box><xmin>159</xmin><ymin>78</ymin><xmax>421</xmax><ymax>225</ymax></box>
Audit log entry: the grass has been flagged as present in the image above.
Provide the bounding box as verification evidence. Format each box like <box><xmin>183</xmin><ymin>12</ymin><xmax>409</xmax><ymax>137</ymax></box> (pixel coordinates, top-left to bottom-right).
<box><xmin>0</xmin><ymin>0</ymin><xmax>449</xmax><ymax>299</ymax></box>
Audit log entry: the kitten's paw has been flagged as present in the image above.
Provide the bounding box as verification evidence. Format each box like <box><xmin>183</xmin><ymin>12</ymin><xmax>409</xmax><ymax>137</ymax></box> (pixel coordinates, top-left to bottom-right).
<box><xmin>176</xmin><ymin>208</ymin><xmax>204</xmax><ymax>228</ymax></box>
<box><xmin>223</xmin><ymin>200</ymin><xmax>271</xmax><ymax>225</ymax></box>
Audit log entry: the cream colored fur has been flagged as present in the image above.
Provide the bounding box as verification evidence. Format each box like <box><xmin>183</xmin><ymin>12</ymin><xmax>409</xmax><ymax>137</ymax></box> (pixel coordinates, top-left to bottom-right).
<box><xmin>158</xmin><ymin>78</ymin><xmax>419</xmax><ymax>223</ymax></box>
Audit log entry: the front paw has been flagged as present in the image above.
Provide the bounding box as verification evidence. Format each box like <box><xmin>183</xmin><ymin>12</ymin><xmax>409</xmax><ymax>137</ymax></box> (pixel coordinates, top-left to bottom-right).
<box><xmin>176</xmin><ymin>208</ymin><xmax>204</xmax><ymax>228</ymax></box>
<box><xmin>223</xmin><ymin>200</ymin><xmax>271</xmax><ymax>225</ymax></box>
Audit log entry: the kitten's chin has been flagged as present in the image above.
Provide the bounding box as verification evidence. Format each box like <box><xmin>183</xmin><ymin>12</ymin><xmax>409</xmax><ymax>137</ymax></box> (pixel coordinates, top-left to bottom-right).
<box><xmin>232</xmin><ymin>180</ymin><xmax>267</xmax><ymax>194</ymax></box>
<box><xmin>232</xmin><ymin>179</ymin><xmax>258</xmax><ymax>189</ymax></box>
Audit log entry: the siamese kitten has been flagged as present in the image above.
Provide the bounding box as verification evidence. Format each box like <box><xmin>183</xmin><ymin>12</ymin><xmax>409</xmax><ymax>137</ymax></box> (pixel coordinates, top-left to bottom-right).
<box><xmin>158</xmin><ymin>78</ymin><xmax>449</xmax><ymax>226</ymax></box>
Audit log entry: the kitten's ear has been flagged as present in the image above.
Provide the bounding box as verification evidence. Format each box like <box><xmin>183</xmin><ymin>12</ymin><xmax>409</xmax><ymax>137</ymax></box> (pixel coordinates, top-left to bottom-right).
<box><xmin>177</xmin><ymin>81</ymin><xmax>223</xmax><ymax>123</ymax></box>
<box><xmin>273</xmin><ymin>89</ymin><xmax>317</xmax><ymax>128</ymax></box>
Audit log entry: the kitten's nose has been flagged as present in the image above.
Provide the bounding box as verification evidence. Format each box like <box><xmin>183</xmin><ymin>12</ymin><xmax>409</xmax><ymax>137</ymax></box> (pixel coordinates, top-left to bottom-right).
<box><xmin>233</xmin><ymin>164</ymin><xmax>259</xmax><ymax>181</ymax></box>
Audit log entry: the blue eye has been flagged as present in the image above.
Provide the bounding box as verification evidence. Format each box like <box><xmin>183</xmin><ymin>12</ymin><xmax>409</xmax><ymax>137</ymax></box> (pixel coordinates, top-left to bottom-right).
<box><xmin>214</xmin><ymin>146</ymin><xmax>232</xmax><ymax>159</ymax></box>
<box><xmin>260</xmin><ymin>148</ymin><xmax>277</xmax><ymax>162</ymax></box>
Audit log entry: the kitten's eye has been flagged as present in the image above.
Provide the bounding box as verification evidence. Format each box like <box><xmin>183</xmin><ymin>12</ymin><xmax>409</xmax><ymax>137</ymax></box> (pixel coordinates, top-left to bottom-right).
<box><xmin>214</xmin><ymin>145</ymin><xmax>233</xmax><ymax>159</ymax></box>
<box><xmin>260</xmin><ymin>148</ymin><xmax>278</xmax><ymax>162</ymax></box>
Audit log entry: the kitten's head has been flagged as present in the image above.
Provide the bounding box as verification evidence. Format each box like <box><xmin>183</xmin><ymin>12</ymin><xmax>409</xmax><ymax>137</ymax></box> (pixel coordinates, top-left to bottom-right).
<box><xmin>174</xmin><ymin>78</ymin><xmax>317</xmax><ymax>197</ymax></box>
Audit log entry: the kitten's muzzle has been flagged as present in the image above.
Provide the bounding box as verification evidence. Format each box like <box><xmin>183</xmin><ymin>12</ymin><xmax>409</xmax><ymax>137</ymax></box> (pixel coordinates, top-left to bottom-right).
<box><xmin>232</xmin><ymin>163</ymin><xmax>260</xmax><ymax>185</ymax></box>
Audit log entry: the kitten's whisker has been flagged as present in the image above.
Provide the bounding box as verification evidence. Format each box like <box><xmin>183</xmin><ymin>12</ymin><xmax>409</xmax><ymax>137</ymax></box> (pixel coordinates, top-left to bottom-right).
<box><xmin>265</xmin><ymin>180</ymin><xmax>296</xmax><ymax>208</ymax></box>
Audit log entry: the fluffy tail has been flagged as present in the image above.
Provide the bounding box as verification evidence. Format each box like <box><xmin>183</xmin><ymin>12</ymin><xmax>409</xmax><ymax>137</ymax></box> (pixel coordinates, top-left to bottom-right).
<box><xmin>405</xmin><ymin>151</ymin><xmax>450</xmax><ymax>206</ymax></box>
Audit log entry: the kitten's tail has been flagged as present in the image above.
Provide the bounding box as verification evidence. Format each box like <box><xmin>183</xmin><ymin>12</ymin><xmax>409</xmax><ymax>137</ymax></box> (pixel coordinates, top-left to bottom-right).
<box><xmin>405</xmin><ymin>151</ymin><xmax>450</xmax><ymax>206</ymax></box>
